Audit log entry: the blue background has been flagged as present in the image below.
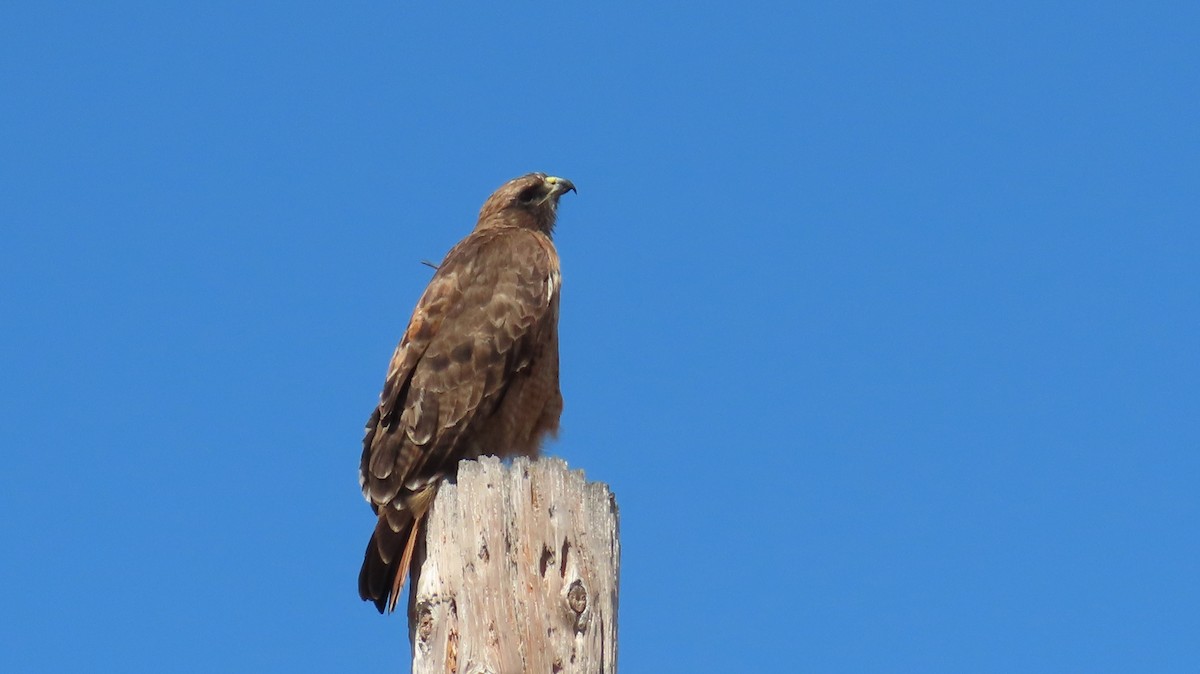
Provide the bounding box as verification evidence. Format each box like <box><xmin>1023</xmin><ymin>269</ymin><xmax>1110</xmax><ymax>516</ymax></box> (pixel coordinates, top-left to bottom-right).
<box><xmin>3</xmin><ymin>2</ymin><xmax>1197</xmax><ymax>672</ymax></box>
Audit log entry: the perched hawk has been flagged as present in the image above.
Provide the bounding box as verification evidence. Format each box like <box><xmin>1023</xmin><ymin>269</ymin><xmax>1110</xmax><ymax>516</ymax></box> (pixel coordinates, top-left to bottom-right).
<box><xmin>358</xmin><ymin>173</ymin><xmax>575</xmax><ymax>613</ymax></box>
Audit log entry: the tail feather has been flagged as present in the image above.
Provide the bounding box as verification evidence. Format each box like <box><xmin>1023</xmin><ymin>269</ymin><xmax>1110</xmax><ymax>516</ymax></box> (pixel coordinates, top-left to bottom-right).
<box><xmin>389</xmin><ymin>518</ymin><xmax>424</xmax><ymax>612</ymax></box>
<box><xmin>359</xmin><ymin>508</ymin><xmax>417</xmax><ymax>613</ymax></box>
<box><xmin>359</xmin><ymin>483</ymin><xmax>440</xmax><ymax>613</ymax></box>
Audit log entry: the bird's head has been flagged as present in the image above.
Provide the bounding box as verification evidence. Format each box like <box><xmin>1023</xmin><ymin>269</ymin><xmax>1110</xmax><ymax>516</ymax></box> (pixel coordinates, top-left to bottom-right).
<box><xmin>476</xmin><ymin>172</ymin><xmax>576</xmax><ymax>234</ymax></box>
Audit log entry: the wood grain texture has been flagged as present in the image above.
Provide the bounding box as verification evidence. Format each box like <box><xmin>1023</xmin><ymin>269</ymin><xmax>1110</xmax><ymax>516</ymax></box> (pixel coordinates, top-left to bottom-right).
<box><xmin>409</xmin><ymin>457</ymin><xmax>619</xmax><ymax>674</ymax></box>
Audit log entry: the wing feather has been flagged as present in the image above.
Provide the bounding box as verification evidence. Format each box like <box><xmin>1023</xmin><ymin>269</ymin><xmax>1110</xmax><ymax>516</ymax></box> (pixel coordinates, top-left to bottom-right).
<box><xmin>359</xmin><ymin>227</ymin><xmax>557</xmax><ymax>507</ymax></box>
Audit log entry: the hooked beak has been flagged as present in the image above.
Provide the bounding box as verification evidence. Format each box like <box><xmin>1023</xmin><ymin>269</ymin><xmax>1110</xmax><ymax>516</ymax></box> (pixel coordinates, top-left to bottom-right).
<box><xmin>545</xmin><ymin>176</ymin><xmax>576</xmax><ymax>196</ymax></box>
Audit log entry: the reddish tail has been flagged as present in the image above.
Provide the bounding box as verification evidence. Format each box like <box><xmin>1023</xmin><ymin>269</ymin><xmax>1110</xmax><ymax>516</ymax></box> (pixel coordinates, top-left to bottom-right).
<box><xmin>358</xmin><ymin>507</ymin><xmax>423</xmax><ymax>613</ymax></box>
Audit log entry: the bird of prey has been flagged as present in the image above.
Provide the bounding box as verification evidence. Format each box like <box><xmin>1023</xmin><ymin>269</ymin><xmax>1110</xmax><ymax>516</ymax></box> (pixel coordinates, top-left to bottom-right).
<box><xmin>358</xmin><ymin>173</ymin><xmax>575</xmax><ymax>613</ymax></box>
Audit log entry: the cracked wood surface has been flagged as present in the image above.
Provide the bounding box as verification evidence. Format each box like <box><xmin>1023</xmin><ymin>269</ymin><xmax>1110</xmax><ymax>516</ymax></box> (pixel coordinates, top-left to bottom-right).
<box><xmin>410</xmin><ymin>457</ymin><xmax>619</xmax><ymax>674</ymax></box>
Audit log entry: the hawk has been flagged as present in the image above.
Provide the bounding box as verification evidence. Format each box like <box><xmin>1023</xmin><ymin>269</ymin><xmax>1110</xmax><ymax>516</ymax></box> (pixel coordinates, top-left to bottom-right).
<box><xmin>358</xmin><ymin>172</ymin><xmax>575</xmax><ymax>613</ymax></box>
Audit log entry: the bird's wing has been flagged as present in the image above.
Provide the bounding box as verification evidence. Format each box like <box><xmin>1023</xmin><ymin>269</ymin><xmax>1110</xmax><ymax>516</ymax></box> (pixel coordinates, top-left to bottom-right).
<box><xmin>359</xmin><ymin>227</ymin><xmax>559</xmax><ymax>509</ymax></box>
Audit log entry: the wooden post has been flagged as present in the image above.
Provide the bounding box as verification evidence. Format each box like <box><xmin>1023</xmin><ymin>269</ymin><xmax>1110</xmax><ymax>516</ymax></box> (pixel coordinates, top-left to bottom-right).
<box><xmin>410</xmin><ymin>456</ymin><xmax>620</xmax><ymax>674</ymax></box>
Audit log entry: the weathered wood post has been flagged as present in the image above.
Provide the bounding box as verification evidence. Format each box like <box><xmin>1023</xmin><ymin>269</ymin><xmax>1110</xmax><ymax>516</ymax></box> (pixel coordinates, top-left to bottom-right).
<box><xmin>409</xmin><ymin>456</ymin><xmax>619</xmax><ymax>673</ymax></box>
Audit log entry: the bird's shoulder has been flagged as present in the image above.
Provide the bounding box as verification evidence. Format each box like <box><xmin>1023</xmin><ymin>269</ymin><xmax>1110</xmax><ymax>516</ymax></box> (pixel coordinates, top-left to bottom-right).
<box><xmin>374</xmin><ymin>227</ymin><xmax>556</xmax><ymax>422</ymax></box>
<box><xmin>440</xmin><ymin>225</ymin><xmax>558</xmax><ymax>279</ymax></box>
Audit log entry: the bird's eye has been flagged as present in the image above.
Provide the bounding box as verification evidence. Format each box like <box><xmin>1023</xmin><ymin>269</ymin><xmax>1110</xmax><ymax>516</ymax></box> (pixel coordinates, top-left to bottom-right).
<box><xmin>517</xmin><ymin>186</ymin><xmax>541</xmax><ymax>204</ymax></box>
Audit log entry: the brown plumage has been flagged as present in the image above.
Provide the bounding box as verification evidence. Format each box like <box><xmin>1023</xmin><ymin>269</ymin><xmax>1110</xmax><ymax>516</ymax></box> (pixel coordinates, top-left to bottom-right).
<box><xmin>358</xmin><ymin>173</ymin><xmax>575</xmax><ymax>613</ymax></box>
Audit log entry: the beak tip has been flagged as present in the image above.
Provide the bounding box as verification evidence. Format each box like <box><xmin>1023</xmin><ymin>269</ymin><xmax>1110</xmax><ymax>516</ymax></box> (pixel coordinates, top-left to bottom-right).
<box><xmin>547</xmin><ymin>176</ymin><xmax>576</xmax><ymax>196</ymax></box>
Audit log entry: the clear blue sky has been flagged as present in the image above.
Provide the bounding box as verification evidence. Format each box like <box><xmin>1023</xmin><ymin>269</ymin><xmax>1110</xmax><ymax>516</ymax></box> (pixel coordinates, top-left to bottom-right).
<box><xmin>2</xmin><ymin>3</ymin><xmax>1196</xmax><ymax>672</ymax></box>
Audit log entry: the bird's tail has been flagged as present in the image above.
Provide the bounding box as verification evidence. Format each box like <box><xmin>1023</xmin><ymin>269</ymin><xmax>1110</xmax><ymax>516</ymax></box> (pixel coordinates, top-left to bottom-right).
<box><xmin>358</xmin><ymin>484</ymin><xmax>439</xmax><ymax>613</ymax></box>
<box><xmin>358</xmin><ymin>508</ymin><xmax>422</xmax><ymax>613</ymax></box>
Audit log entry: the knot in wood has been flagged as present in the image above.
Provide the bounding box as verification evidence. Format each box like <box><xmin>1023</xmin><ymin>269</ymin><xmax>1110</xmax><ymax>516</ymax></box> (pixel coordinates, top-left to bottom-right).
<box><xmin>415</xmin><ymin>601</ymin><xmax>434</xmax><ymax>643</ymax></box>
<box><xmin>567</xmin><ymin>580</ymin><xmax>587</xmax><ymax>614</ymax></box>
